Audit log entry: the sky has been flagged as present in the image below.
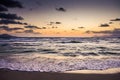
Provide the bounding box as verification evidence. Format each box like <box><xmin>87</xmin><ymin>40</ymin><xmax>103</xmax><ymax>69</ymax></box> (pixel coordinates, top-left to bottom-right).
<box><xmin>0</xmin><ymin>0</ymin><xmax>120</xmax><ymax>37</ymax></box>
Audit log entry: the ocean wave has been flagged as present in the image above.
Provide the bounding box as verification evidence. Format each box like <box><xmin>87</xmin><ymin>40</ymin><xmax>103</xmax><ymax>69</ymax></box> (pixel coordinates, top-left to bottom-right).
<box><xmin>0</xmin><ymin>37</ymin><xmax>120</xmax><ymax>56</ymax></box>
<box><xmin>60</xmin><ymin>40</ymin><xmax>82</xmax><ymax>43</ymax></box>
<box><xmin>0</xmin><ymin>54</ymin><xmax>120</xmax><ymax>72</ymax></box>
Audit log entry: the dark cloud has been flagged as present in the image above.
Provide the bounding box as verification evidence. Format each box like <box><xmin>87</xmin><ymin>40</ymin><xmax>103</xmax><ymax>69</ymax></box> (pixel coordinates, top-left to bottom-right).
<box><xmin>0</xmin><ymin>0</ymin><xmax>41</xmax><ymax>35</ymax></box>
<box><xmin>47</xmin><ymin>22</ymin><xmax>54</xmax><ymax>25</ymax></box>
<box><xmin>78</xmin><ymin>27</ymin><xmax>84</xmax><ymax>29</ymax></box>
<box><xmin>50</xmin><ymin>22</ymin><xmax>54</xmax><ymax>25</ymax></box>
<box><xmin>47</xmin><ymin>22</ymin><xmax>62</xmax><ymax>25</ymax></box>
<box><xmin>85</xmin><ymin>30</ymin><xmax>91</xmax><ymax>34</ymax></box>
<box><xmin>99</xmin><ymin>23</ymin><xmax>109</xmax><ymax>27</ymax></box>
<box><xmin>111</xmin><ymin>28</ymin><xmax>120</xmax><ymax>37</ymax></box>
<box><xmin>56</xmin><ymin>22</ymin><xmax>61</xmax><ymax>24</ymax></box>
<box><xmin>42</xmin><ymin>27</ymin><xmax>46</xmax><ymax>29</ymax></box>
<box><xmin>48</xmin><ymin>22</ymin><xmax>62</xmax><ymax>25</ymax></box>
<box><xmin>24</xmin><ymin>29</ymin><xmax>41</xmax><ymax>34</ymax></box>
<box><xmin>0</xmin><ymin>26</ymin><xmax>24</xmax><ymax>32</ymax></box>
<box><xmin>72</xmin><ymin>29</ymin><xmax>75</xmax><ymax>31</ymax></box>
<box><xmin>0</xmin><ymin>5</ymin><xmax>8</xmax><ymax>12</ymax></box>
<box><xmin>85</xmin><ymin>30</ymin><xmax>112</xmax><ymax>34</ymax></box>
<box><xmin>0</xmin><ymin>0</ymin><xmax>23</xmax><ymax>8</ymax></box>
<box><xmin>0</xmin><ymin>13</ymin><xmax>24</xmax><ymax>20</ymax></box>
<box><xmin>23</xmin><ymin>22</ymin><xmax>28</xmax><ymax>25</ymax></box>
<box><xmin>92</xmin><ymin>30</ymin><xmax>112</xmax><ymax>34</ymax></box>
<box><xmin>24</xmin><ymin>25</ymin><xmax>41</xmax><ymax>29</ymax></box>
<box><xmin>11</xmin><ymin>27</ymin><xmax>23</xmax><ymax>30</ymax></box>
<box><xmin>85</xmin><ymin>28</ymin><xmax>120</xmax><ymax>37</ymax></box>
<box><xmin>24</xmin><ymin>29</ymin><xmax>33</xmax><ymax>33</ymax></box>
<box><xmin>56</xmin><ymin>7</ymin><xmax>66</xmax><ymax>12</ymax></box>
<box><xmin>109</xmin><ymin>22</ymin><xmax>113</xmax><ymax>24</ymax></box>
<box><xmin>111</xmin><ymin>18</ymin><xmax>120</xmax><ymax>21</ymax></box>
<box><xmin>72</xmin><ymin>28</ymin><xmax>79</xmax><ymax>31</ymax></box>
<box><xmin>52</xmin><ymin>26</ymin><xmax>58</xmax><ymax>29</ymax></box>
<box><xmin>0</xmin><ymin>0</ymin><xmax>28</xmax><ymax>26</ymax></box>
<box><xmin>93</xmin><ymin>29</ymin><xmax>120</xmax><ymax>37</ymax></box>
<box><xmin>0</xmin><ymin>19</ymin><xmax>27</xmax><ymax>25</ymax></box>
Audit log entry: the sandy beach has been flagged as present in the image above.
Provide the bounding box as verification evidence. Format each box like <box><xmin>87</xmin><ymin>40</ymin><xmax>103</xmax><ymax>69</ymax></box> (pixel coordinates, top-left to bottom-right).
<box><xmin>0</xmin><ymin>68</ymin><xmax>120</xmax><ymax>80</ymax></box>
<box><xmin>65</xmin><ymin>68</ymin><xmax>120</xmax><ymax>74</ymax></box>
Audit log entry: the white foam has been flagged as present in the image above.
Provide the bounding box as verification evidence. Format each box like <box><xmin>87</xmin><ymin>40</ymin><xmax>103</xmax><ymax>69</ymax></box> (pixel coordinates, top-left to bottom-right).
<box><xmin>0</xmin><ymin>53</ymin><xmax>120</xmax><ymax>72</ymax></box>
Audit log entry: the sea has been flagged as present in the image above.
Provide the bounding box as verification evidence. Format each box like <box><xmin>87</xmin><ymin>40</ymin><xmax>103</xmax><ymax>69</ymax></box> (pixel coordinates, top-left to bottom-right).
<box><xmin>0</xmin><ymin>37</ymin><xmax>120</xmax><ymax>72</ymax></box>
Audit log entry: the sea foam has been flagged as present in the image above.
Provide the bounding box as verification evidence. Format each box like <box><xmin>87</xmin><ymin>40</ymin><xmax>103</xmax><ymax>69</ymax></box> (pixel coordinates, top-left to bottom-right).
<box><xmin>0</xmin><ymin>54</ymin><xmax>120</xmax><ymax>72</ymax></box>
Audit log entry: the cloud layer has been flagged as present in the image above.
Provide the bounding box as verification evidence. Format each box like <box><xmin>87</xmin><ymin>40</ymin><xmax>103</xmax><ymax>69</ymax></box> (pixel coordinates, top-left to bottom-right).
<box><xmin>0</xmin><ymin>0</ymin><xmax>23</xmax><ymax>8</ymax></box>
<box><xmin>0</xmin><ymin>19</ymin><xmax>27</xmax><ymax>25</ymax></box>
<box><xmin>23</xmin><ymin>29</ymin><xmax>41</xmax><ymax>34</ymax></box>
<box><xmin>0</xmin><ymin>13</ymin><xmax>24</xmax><ymax>20</ymax></box>
<box><xmin>111</xmin><ymin>18</ymin><xmax>120</xmax><ymax>21</ymax></box>
<box><xmin>99</xmin><ymin>23</ymin><xmax>110</xmax><ymax>27</ymax></box>
<box><xmin>0</xmin><ymin>26</ymin><xmax>24</xmax><ymax>32</ymax></box>
<box><xmin>85</xmin><ymin>28</ymin><xmax>120</xmax><ymax>37</ymax></box>
<box><xmin>24</xmin><ymin>25</ymin><xmax>41</xmax><ymax>29</ymax></box>
<box><xmin>0</xmin><ymin>5</ymin><xmax>8</xmax><ymax>12</ymax></box>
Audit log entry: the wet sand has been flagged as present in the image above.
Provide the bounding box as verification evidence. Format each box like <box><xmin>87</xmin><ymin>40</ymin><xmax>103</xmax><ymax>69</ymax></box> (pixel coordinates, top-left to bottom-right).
<box><xmin>65</xmin><ymin>68</ymin><xmax>120</xmax><ymax>74</ymax></box>
<box><xmin>0</xmin><ymin>68</ymin><xmax>120</xmax><ymax>80</ymax></box>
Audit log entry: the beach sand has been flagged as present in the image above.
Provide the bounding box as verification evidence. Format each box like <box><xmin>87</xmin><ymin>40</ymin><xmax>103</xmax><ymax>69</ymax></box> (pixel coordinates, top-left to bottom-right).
<box><xmin>0</xmin><ymin>68</ymin><xmax>120</xmax><ymax>80</ymax></box>
<box><xmin>65</xmin><ymin>68</ymin><xmax>120</xmax><ymax>74</ymax></box>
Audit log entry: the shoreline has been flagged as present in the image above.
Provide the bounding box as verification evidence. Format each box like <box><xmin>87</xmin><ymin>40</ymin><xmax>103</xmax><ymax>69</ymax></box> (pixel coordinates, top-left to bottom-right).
<box><xmin>0</xmin><ymin>68</ymin><xmax>120</xmax><ymax>80</ymax></box>
<box><xmin>0</xmin><ymin>54</ymin><xmax>120</xmax><ymax>80</ymax></box>
<box><xmin>64</xmin><ymin>68</ymin><xmax>120</xmax><ymax>74</ymax></box>
<box><xmin>1</xmin><ymin>67</ymin><xmax>120</xmax><ymax>74</ymax></box>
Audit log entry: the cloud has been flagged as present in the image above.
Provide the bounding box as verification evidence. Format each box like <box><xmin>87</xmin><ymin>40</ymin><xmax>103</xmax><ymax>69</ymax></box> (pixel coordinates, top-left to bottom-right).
<box><xmin>0</xmin><ymin>0</ymin><xmax>41</xmax><ymax>35</ymax></box>
<box><xmin>85</xmin><ymin>28</ymin><xmax>120</xmax><ymax>37</ymax></box>
<box><xmin>24</xmin><ymin>25</ymin><xmax>41</xmax><ymax>29</ymax></box>
<box><xmin>85</xmin><ymin>30</ymin><xmax>91</xmax><ymax>34</ymax></box>
<box><xmin>56</xmin><ymin>7</ymin><xmax>66</xmax><ymax>12</ymax></box>
<box><xmin>0</xmin><ymin>19</ymin><xmax>27</xmax><ymax>25</ymax></box>
<box><xmin>78</xmin><ymin>27</ymin><xmax>84</xmax><ymax>29</ymax></box>
<box><xmin>52</xmin><ymin>26</ymin><xmax>58</xmax><ymax>29</ymax></box>
<box><xmin>111</xmin><ymin>28</ymin><xmax>120</xmax><ymax>37</ymax></box>
<box><xmin>56</xmin><ymin>22</ymin><xmax>61</xmax><ymax>24</ymax></box>
<box><xmin>0</xmin><ymin>5</ymin><xmax>8</xmax><ymax>12</ymax></box>
<box><xmin>92</xmin><ymin>30</ymin><xmax>112</xmax><ymax>34</ymax></box>
<box><xmin>50</xmin><ymin>22</ymin><xmax>54</xmax><ymax>25</ymax></box>
<box><xmin>110</xmin><ymin>18</ymin><xmax>120</xmax><ymax>21</ymax></box>
<box><xmin>0</xmin><ymin>26</ymin><xmax>24</xmax><ymax>32</ymax></box>
<box><xmin>0</xmin><ymin>0</ymin><xmax>28</xmax><ymax>26</ymax></box>
<box><xmin>0</xmin><ymin>13</ymin><xmax>24</xmax><ymax>20</ymax></box>
<box><xmin>99</xmin><ymin>23</ymin><xmax>109</xmax><ymax>27</ymax></box>
<box><xmin>24</xmin><ymin>29</ymin><xmax>41</xmax><ymax>34</ymax></box>
<box><xmin>93</xmin><ymin>29</ymin><xmax>120</xmax><ymax>37</ymax></box>
<box><xmin>72</xmin><ymin>29</ymin><xmax>75</xmax><ymax>31</ymax></box>
<box><xmin>85</xmin><ymin>30</ymin><xmax>112</xmax><ymax>34</ymax></box>
<box><xmin>42</xmin><ymin>27</ymin><xmax>46</xmax><ymax>29</ymax></box>
<box><xmin>109</xmin><ymin>22</ymin><xmax>113</xmax><ymax>24</ymax></box>
<box><xmin>48</xmin><ymin>22</ymin><xmax>62</xmax><ymax>25</ymax></box>
<box><xmin>23</xmin><ymin>22</ymin><xmax>28</xmax><ymax>25</ymax></box>
<box><xmin>24</xmin><ymin>29</ymin><xmax>33</xmax><ymax>33</ymax></box>
<box><xmin>0</xmin><ymin>0</ymin><xmax>23</xmax><ymax>8</ymax></box>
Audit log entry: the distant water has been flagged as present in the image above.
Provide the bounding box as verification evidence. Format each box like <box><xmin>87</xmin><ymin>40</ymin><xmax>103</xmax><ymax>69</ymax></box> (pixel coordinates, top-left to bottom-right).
<box><xmin>0</xmin><ymin>37</ymin><xmax>120</xmax><ymax>72</ymax></box>
<box><xmin>0</xmin><ymin>37</ymin><xmax>120</xmax><ymax>56</ymax></box>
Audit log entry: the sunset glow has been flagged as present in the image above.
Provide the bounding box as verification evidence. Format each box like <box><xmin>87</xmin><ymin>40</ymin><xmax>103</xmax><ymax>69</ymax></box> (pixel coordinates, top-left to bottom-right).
<box><xmin>0</xmin><ymin>0</ymin><xmax>120</xmax><ymax>37</ymax></box>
